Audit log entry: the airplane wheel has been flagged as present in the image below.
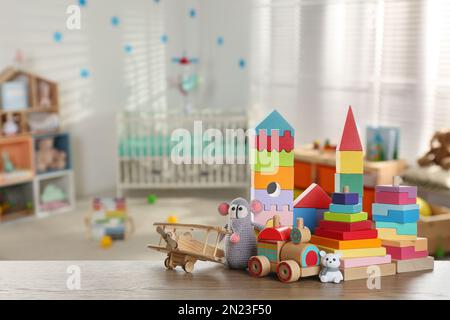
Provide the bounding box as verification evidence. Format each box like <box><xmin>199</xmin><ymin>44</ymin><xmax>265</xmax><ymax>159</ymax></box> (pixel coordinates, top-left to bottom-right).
<box><xmin>277</xmin><ymin>260</ymin><xmax>301</xmax><ymax>283</ymax></box>
<box><xmin>248</xmin><ymin>256</ymin><xmax>271</xmax><ymax>277</ymax></box>
<box><xmin>164</xmin><ymin>257</ymin><xmax>173</xmax><ymax>269</ymax></box>
<box><xmin>183</xmin><ymin>260</ymin><xmax>195</xmax><ymax>273</ymax></box>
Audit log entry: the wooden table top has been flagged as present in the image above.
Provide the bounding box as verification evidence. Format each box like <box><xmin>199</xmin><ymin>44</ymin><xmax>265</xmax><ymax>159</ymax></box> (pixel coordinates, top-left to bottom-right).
<box><xmin>0</xmin><ymin>261</ymin><xmax>448</xmax><ymax>299</ymax></box>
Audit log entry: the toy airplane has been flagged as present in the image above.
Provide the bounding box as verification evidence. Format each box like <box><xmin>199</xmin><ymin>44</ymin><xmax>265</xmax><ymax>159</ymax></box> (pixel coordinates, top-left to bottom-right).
<box><xmin>171</xmin><ymin>54</ymin><xmax>199</xmax><ymax>65</ymax></box>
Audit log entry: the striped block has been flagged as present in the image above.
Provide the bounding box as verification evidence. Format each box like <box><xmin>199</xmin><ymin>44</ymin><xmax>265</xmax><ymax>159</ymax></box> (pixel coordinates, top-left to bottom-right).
<box><xmin>329</xmin><ymin>203</ymin><xmax>362</xmax><ymax>213</ymax></box>
<box><xmin>340</xmin><ymin>255</ymin><xmax>392</xmax><ymax>268</ymax></box>
<box><xmin>335</xmin><ymin>173</ymin><xmax>363</xmax><ymax>198</ymax></box>
<box><xmin>324</xmin><ymin>211</ymin><xmax>368</xmax><ymax>223</ymax></box>
<box><xmin>293</xmin><ymin>207</ymin><xmax>317</xmax><ymax>231</ymax></box>
<box><xmin>318</xmin><ymin>219</ymin><xmax>373</xmax><ymax>232</ymax></box>
<box><xmin>372</xmin><ymin>209</ymin><xmax>419</xmax><ymax>224</ymax></box>
<box><xmin>314</xmin><ymin>228</ymin><xmax>378</xmax><ymax>241</ymax></box>
<box><xmin>384</xmin><ymin>245</ymin><xmax>428</xmax><ymax>260</ymax></box>
<box><xmin>377</xmin><ymin>228</ymin><xmax>417</xmax><ymax>240</ymax></box>
<box><xmin>336</xmin><ymin>151</ymin><xmax>364</xmax><ymax>174</ymax></box>
<box><xmin>251</xmin><ymin>188</ymin><xmax>294</xmax><ymax>211</ymax></box>
<box><xmin>381</xmin><ymin>237</ymin><xmax>428</xmax><ymax>251</ymax></box>
<box><xmin>311</xmin><ymin>235</ymin><xmax>381</xmax><ymax>250</ymax></box>
<box><xmin>251</xmin><ymin>149</ymin><xmax>294</xmax><ymax>172</ymax></box>
<box><xmin>375</xmin><ymin>221</ymin><xmax>417</xmax><ymax>235</ymax></box>
<box><xmin>375</xmin><ymin>191</ymin><xmax>416</xmax><ymax>205</ymax></box>
<box><xmin>372</xmin><ymin>203</ymin><xmax>419</xmax><ymax>216</ymax></box>
<box><xmin>331</xmin><ymin>192</ymin><xmax>359</xmax><ymax>205</ymax></box>
<box><xmin>317</xmin><ymin>245</ymin><xmax>386</xmax><ymax>258</ymax></box>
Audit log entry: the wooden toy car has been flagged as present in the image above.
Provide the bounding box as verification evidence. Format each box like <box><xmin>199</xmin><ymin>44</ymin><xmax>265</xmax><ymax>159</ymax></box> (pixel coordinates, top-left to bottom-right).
<box><xmin>248</xmin><ymin>215</ymin><xmax>321</xmax><ymax>282</ymax></box>
<box><xmin>148</xmin><ymin>222</ymin><xmax>230</xmax><ymax>273</ymax></box>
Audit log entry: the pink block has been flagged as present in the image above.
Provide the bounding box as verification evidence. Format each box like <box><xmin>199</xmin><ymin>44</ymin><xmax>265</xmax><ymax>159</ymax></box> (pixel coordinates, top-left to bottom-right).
<box><xmin>384</xmin><ymin>245</ymin><xmax>428</xmax><ymax>260</ymax></box>
<box><xmin>340</xmin><ymin>255</ymin><xmax>392</xmax><ymax>268</ymax></box>
<box><xmin>375</xmin><ymin>191</ymin><xmax>416</xmax><ymax>205</ymax></box>
<box><xmin>375</xmin><ymin>185</ymin><xmax>417</xmax><ymax>198</ymax></box>
<box><xmin>253</xmin><ymin>207</ymin><xmax>293</xmax><ymax>226</ymax></box>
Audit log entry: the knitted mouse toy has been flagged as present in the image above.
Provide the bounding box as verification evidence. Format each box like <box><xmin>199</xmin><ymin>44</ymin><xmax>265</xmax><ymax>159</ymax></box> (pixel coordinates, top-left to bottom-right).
<box><xmin>218</xmin><ymin>198</ymin><xmax>264</xmax><ymax>269</ymax></box>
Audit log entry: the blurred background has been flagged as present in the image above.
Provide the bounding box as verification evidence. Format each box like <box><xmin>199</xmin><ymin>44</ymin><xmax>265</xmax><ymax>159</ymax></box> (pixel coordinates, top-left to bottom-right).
<box><xmin>0</xmin><ymin>0</ymin><xmax>448</xmax><ymax>260</ymax></box>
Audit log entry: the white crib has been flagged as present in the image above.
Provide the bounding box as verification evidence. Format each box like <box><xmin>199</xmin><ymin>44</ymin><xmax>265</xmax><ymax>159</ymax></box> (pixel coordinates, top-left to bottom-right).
<box><xmin>116</xmin><ymin>111</ymin><xmax>249</xmax><ymax>195</ymax></box>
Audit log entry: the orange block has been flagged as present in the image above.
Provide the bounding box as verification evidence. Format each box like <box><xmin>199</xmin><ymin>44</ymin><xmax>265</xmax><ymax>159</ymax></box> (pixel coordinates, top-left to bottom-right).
<box><xmin>251</xmin><ymin>166</ymin><xmax>294</xmax><ymax>190</ymax></box>
<box><xmin>311</xmin><ymin>235</ymin><xmax>382</xmax><ymax>250</ymax></box>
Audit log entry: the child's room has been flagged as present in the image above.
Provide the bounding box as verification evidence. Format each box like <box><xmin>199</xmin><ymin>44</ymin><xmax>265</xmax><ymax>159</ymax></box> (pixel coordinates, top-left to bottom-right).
<box><xmin>0</xmin><ymin>0</ymin><xmax>449</xmax><ymax>301</ymax></box>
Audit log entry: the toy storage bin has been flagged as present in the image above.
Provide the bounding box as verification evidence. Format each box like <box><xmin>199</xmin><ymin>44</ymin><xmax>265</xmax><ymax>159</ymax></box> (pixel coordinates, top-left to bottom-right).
<box><xmin>0</xmin><ymin>135</ymin><xmax>34</xmax><ymax>186</ymax></box>
<box><xmin>33</xmin><ymin>170</ymin><xmax>74</xmax><ymax>217</ymax></box>
<box><xmin>0</xmin><ymin>182</ymin><xmax>34</xmax><ymax>222</ymax></box>
<box><xmin>33</xmin><ymin>132</ymin><xmax>71</xmax><ymax>175</ymax></box>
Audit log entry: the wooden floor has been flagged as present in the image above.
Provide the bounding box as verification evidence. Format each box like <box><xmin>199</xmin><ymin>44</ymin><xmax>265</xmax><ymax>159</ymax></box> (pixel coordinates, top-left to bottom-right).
<box><xmin>0</xmin><ymin>261</ymin><xmax>448</xmax><ymax>299</ymax></box>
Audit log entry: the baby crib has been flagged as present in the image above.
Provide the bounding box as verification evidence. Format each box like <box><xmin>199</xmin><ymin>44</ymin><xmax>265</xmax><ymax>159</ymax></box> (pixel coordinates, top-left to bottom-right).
<box><xmin>116</xmin><ymin>111</ymin><xmax>249</xmax><ymax>196</ymax></box>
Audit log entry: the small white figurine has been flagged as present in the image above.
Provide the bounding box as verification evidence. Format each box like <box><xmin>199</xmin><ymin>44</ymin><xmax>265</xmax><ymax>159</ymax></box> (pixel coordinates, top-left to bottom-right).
<box><xmin>319</xmin><ymin>251</ymin><xmax>343</xmax><ymax>283</ymax></box>
<box><xmin>3</xmin><ymin>113</ymin><xmax>19</xmax><ymax>135</ymax></box>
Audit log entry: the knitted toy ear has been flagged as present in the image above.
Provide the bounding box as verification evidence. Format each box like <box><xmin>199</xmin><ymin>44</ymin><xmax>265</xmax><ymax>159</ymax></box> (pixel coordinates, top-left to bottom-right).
<box><xmin>218</xmin><ymin>202</ymin><xmax>230</xmax><ymax>216</ymax></box>
<box><xmin>250</xmin><ymin>200</ymin><xmax>263</xmax><ymax>213</ymax></box>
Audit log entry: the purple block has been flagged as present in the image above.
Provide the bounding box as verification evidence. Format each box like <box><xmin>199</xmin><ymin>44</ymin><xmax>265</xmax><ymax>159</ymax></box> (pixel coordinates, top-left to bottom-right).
<box><xmin>375</xmin><ymin>185</ymin><xmax>417</xmax><ymax>199</ymax></box>
<box><xmin>251</xmin><ymin>188</ymin><xmax>293</xmax><ymax>211</ymax></box>
<box><xmin>316</xmin><ymin>208</ymin><xmax>327</xmax><ymax>225</ymax></box>
<box><xmin>331</xmin><ymin>192</ymin><xmax>359</xmax><ymax>205</ymax></box>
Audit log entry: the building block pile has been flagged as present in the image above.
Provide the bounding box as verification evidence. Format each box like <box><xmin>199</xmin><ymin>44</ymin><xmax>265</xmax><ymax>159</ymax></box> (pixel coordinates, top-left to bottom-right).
<box><xmin>373</xmin><ymin>178</ymin><xmax>434</xmax><ymax>273</ymax></box>
<box><xmin>310</xmin><ymin>107</ymin><xmax>396</xmax><ymax>281</ymax></box>
<box><xmin>293</xmin><ymin>183</ymin><xmax>331</xmax><ymax>232</ymax></box>
<box><xmin>251</xmin><ymin>110</ymin><xmax>295</xmax><ymax>226</ymax></box>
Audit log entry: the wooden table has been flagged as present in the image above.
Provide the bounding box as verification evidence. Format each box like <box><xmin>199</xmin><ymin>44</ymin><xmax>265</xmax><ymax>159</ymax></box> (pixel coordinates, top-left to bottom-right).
<box><xmin>0</xmin><ymin>261</ymin><xmax>448</xmax><ymax>299</ymax></box>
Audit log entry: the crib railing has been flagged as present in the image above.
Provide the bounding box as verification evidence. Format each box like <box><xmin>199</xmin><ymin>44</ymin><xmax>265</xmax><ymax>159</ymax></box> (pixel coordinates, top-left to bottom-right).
<box><xmin>116</xmin><ymin>112</ymin><xmax>249</xmax><ymax>195</ymax></box>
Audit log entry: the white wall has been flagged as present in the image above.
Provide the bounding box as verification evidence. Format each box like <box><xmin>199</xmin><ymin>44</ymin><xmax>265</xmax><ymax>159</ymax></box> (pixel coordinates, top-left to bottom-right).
<box><xmin>0</xmin><ymin>0</ymin><xmax>251</xmax><ymax>196</ymax></box>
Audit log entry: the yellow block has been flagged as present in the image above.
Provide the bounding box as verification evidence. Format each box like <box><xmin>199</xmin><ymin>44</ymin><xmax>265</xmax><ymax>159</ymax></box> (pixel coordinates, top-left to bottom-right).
<box><xmin>336</xmin><ymin>151</ymin><xmax>364</xmax><ymax>174</ymax></box>
<box><xmin>251</xmin><ymin>166</ymin><xmax>294</xmax><ymax>190</ymax></box>
<box><xmin>318</xmin><ymin>245</ymin><xmax>387</xmax><ymax>258</ymax></box>
<box><xmin>377</xmin><ymin>228</ymin><xmax>418</xmax><ymax>240</ymax></box>
<box><xmin>381</xmin><ymin>237</ymin><xmax>427</xmax><ymax>251</ymax></box>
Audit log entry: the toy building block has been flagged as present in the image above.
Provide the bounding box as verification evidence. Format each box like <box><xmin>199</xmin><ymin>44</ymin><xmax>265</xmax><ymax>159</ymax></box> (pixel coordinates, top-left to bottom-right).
<box><xmin>381</xmin><ymin>237</ymin><xmax>428</xmax><ymax>251</ymax></box>
<box><xmin>257</xmin><ymin>218</ymin><xmax>291</xmax><ymax>242</ymax></box>
<box><xmin>337</xmin><ymin>106</ymin><xmax>363</xmax><ymax>151</ymax></box>
<box><xmin>251</xmin><ymin>167</ymin><xmax>294</xmax><ymax>190</ymax></box>
<box><xmin>255</xmin><ymin>110</ymin><xmax>294</xmax><ymax>137</ymax></box>
<box><xmin>341</xmin><ymin>262</ymin><xmax>396</xmax><ymax>281</ymax></box>
<box><xmin>334</xmin><ymin>173</ymin><xmax>363</xmax><ymax>198</ymax></box>
<box><xmin>384</xmin><ymin>245</ymin><xmax>428</xmax><ymax>260</ymax></box>
<box><xmin>317</xmin><ymin>245</ymin><xmax>387</xmax><ymax>258</ymax></box>
<box><xmin>314</xmin><ymin>227</ymin><xmax>378</xmax><ymax>241</ymax></box>
<box><xmin>329</xmin><ymin>203</ymin><xmax>362</xmax><ymax>213</ymax></box>
<box><xmin>293</xmin><ymin>183</ymin><xmax>331</xmax><ymax>209</ymax></box>
<box><xmin>324</xmin><ymin>211</ymin><xmax>368</xmax><ymax>223</ymax></box>
<box><xmin>377</xmin><ymin>228</ymin><xmax>417</xmax><ymax>240</ymax></box>
<box><xmin>372</xmin><ymin>203</ymin><xmax>419</xmax><ymax>216</ymax></box>
<box><xmin>375</xmin><ymin>176</ymin><xmax>417</xmax><ymax>198</ymax></box>
<box><xmin>311</xmin><ymin>235</ymin><xmax>382</xmax><ymax>250</ymax></box>
<box><xmin>251</xmin><ymin>188</ymin><xmax>294</xmax><ymax>211</ymax></box>
<box><xmin>340</xmin><ymin>254</ymin><xmax>392</xmax><ymax>269</ymax></box>
<box><xmin>331</xmin><ymin>189</ymin><xmax>359</xmax><ymax>205</ymax></box>
<box><xmin>372</xmin><ymin>208</ymin><xmax>420</xmax><ymax>224</ymax></box>
<box><xmin>253</xmin><ymin>205</ymin><xmax>293</xmax><ymax>226</ymax></box>
<box><xmin>393</xmin><ymin>256</ymin><xmax>434</xmax><ymax>273</ymax></box>
<box><xmin>293</xmin><ymin>207</ymin><xmax>317</xmax><ymax>231</ymax></box>
<box><xmin>316</xmin><ymin>208</ymin><xmax>327</xmax><ymax>224</ymax></box>
<box><xmin>251</xmin><ymin>149</ymin><xmax>294</xmax><ymax>172</ymax></box>
<box><xmin>336</xmin><ymin>151</ymin><xmax>363</xmax><ymax>174</ymax></box>
<box><xmin>319</xmin><ymin>219</ymin><xmax>374</xmax><ymax>232</ymax></box>
<box><xmin>255</xmin><ymin>130</ymin><xmax>294</xmax><ymax>152</ymax></box>
<box><xmin>375</xmin><ymin>191</ymin><xmax>417</xmax><ymax>205</ymax></box>
<box><xmin>375</xmin><ymin>221</ymin><xmax>417</xmax><ymax>235</ymax></box>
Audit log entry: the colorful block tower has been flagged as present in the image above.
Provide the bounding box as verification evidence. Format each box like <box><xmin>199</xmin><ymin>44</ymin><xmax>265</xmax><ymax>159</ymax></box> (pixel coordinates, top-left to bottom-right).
<box><xmin>293</xmin><ymin>183</ymin><xmax>331</xmax><ymax>232</ymax></box>
<box><xmin>373</xmin><ymin>177</ymin><xmax>434</xmax><ymax>273</ymax></box>
<box><xmin>311</xmin><ymin>106</ymin><xmax>396</xmax><ymax>281</ymax></box>
<box><xmin>251</xmin><ymin>110</ymin><xmax>294</xmax><ymax>226</ymax></box>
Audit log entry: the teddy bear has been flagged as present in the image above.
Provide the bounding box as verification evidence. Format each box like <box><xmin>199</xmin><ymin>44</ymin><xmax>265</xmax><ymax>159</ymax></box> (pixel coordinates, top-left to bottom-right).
<box><xmin>36</xmin><ymin>138</ymin><xmax>67</xmax><ymax>173</ymax></box>
<box><xmin>319</xmin><ymin>251</ymin><xmax>343</xmax><ymax>283</ymax></box>
<box><xmin>217</xmin><ymin>198</ymin><xmax>265</xmax><ymax>269</ymax></box>
<box><xmin>418</xmin><ymin>130</ymin><xmax>450</xmax><ymax>170</ymax></box>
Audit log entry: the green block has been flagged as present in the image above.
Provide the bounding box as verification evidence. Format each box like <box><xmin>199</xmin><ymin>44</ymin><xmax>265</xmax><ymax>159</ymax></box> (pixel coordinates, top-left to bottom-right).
<box><xmin>334</xmin><ymin>173</ymin><xmax>363</xmax><ymax>197</ymax></box>
<box><xmin>324</xmin><ymin>211</ymin><xmax>368</xmax><ymax>223</ymax></box>
<box><xmin>251</xmin><ymin>149</ymin><xmax>293</xmax><ymax>172</ymax></box>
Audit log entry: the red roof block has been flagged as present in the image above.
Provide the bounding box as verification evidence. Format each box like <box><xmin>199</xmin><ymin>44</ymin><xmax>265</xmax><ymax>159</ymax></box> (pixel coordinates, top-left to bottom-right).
<box><xmin>258</xmin><ymin>226</ymin><xmax>291</xmax><ymax>241</ymax></box>
<box><xmin>293</xmin><ymin>183</ymin><xmax>331</xmax><ymax>209</ymax></box>
<box><xmin>338</xmin><ymin>106</ymin><xmax>363</xmax><ymax>151</ymax></box>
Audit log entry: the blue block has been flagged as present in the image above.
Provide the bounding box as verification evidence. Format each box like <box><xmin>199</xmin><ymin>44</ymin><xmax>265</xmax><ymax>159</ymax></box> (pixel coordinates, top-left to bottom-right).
<box><xmin>372</xmin><ymin>209</ymin><xmax>419</xmax><ymax>224</ymax></box>
<box><xmin>294</xmin><ymin>208</ymin><xmax>317</xmax><ymax>232</ymax></box>
<box><xmin>372</xmin><ymin>203</ymin><xmax>419</xmax><ymax>216</ymax></box>
<box><xmin>329</xmin><ymin>203</ymin><xmax>362</xmax><ymax>213</ymax></box>
<box><xmin>375</xmin><ymin>222</ymin><xmax>417</xmax><ymax>235</ymax></box>
<box><xmin>332</xmin><ymin>192</ymin><xmax>359</xmax><ymax>205</ymax></box>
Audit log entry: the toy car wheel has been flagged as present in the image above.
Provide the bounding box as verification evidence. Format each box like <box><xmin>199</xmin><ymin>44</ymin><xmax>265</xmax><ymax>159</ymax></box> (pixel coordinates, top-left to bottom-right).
<box><xmin>248</xmin><ymin>256</ymin><xmax>270</xmax><ymax>277</ymax></box>
<box><xmin>277</xmin><ymin>260</ymin><xmax>301</xmax><ymax>283</ymax></box>
<box><xmin>164</xmin><ymin>257</ymin><xmax>173</xmax><ymax>269</ymax></box>
<box><xmin>183</xmin><ymin>261</ymin><xmax>195</xmax><ymax>273</ymax></box>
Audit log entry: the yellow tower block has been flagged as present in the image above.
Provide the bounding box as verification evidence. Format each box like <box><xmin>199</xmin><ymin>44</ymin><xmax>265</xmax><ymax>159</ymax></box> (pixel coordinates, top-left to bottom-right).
<box><xmin>336</xmin><ymin>151</ymin><xmax>363</xmax><ymax>174</ymax></box>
